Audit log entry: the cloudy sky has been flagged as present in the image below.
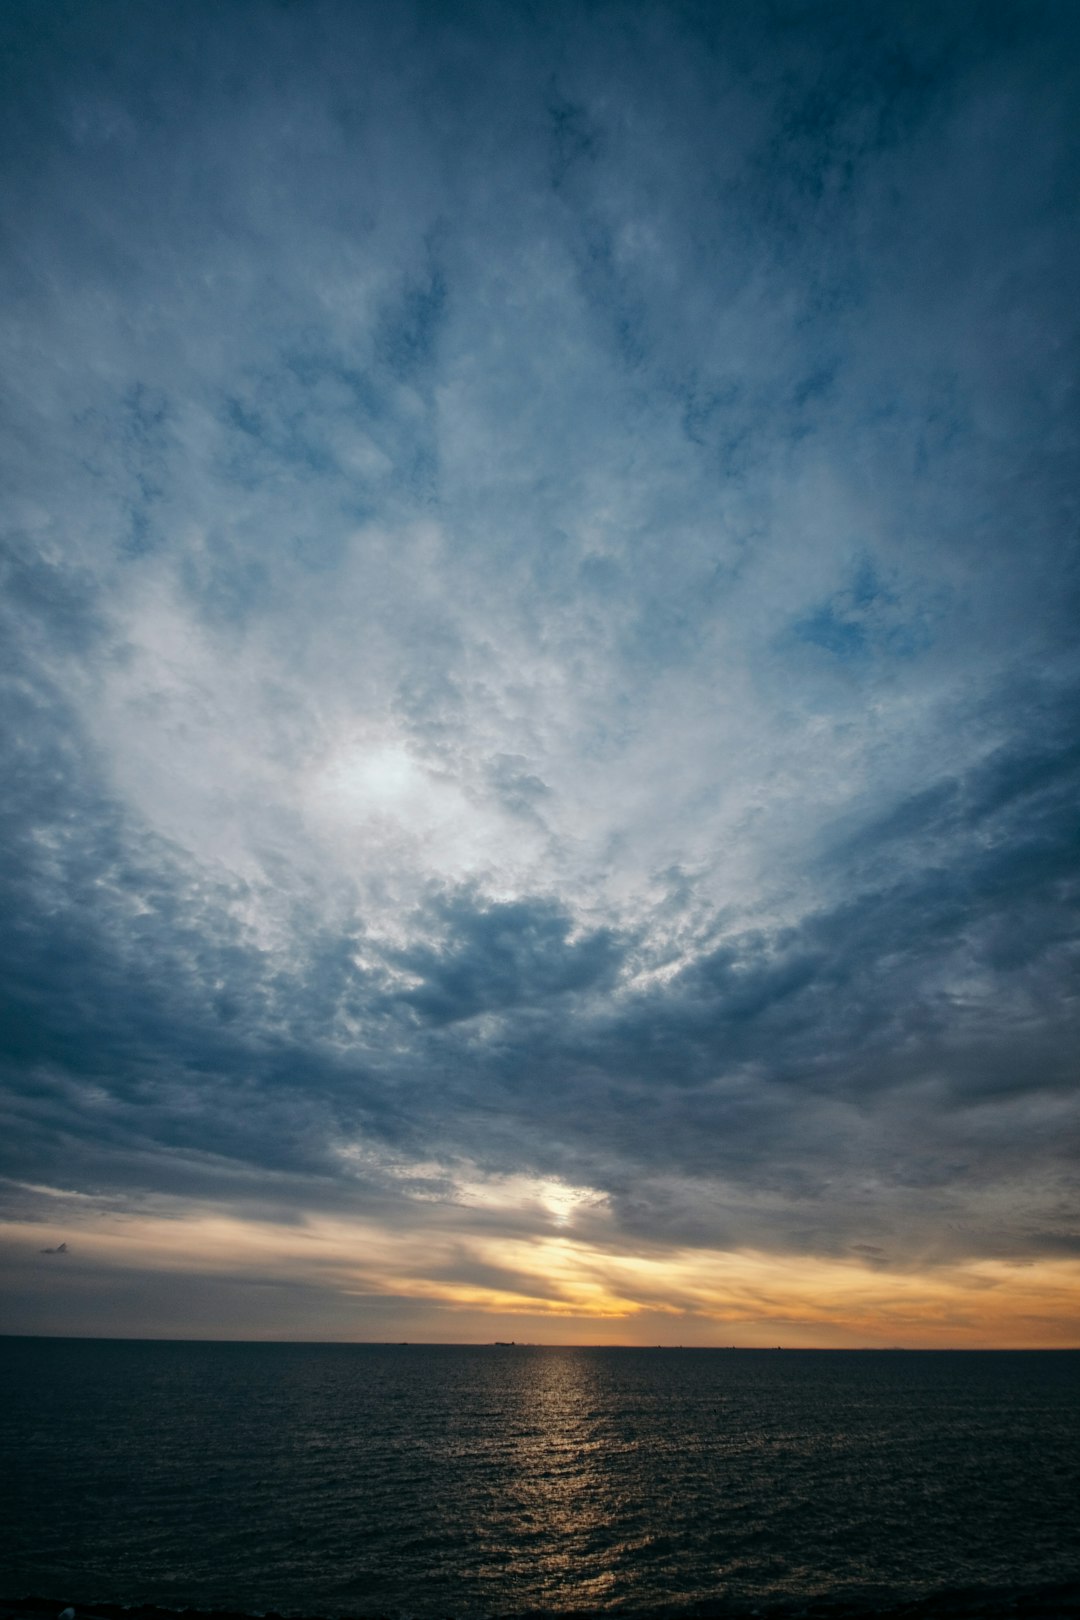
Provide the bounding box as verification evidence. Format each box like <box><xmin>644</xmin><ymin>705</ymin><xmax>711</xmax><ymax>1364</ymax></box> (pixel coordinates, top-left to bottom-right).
<box><xmin>1</xmin><ymin>0</ymin><xmax>1078</xmax><ymax>1346</ymax></box>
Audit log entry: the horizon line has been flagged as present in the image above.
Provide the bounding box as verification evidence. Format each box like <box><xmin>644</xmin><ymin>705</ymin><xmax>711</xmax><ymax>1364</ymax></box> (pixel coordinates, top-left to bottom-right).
<box><xmin>2</xmin><ymin>1332</ymin><xmax>1077</xmax><ymax>1351</ymax></box>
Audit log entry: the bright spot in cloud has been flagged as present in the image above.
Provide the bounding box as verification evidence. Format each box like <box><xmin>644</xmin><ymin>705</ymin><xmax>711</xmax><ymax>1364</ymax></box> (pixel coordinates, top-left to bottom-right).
<box><xmin>454</xmin><ymin>1172</ymin><xmax>607</xmax><ymax>1227</ymax></box>
<box><xmin>310</xmin><ymin>735</ymin><xmax>545</xmax><ymax>886</ymax></box>
<box><xmin>323</xmin><ymin>742</ymin><xmax>429</xmax><ymax>816</ymax></box>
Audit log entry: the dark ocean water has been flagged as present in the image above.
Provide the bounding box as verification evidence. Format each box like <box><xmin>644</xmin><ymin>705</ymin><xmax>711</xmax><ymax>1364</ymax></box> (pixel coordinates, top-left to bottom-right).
<box><xmin>1</xmin><ymin>1340</ymin><xmax>1078</xmax><ymax>1619</ymax></box>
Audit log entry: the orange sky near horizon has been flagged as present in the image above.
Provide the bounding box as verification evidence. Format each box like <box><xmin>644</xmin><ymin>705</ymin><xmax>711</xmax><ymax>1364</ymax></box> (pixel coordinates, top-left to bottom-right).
<box><xmin>4</xmin><ymin>1194</ymin><xmax>1078</xmax><ymax>1349</ymax></box>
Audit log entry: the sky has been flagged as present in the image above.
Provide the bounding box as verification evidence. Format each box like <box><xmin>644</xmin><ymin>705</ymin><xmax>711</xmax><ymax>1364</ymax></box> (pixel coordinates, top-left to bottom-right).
<box><xmin>1</xmin><ymin>0</ymin><xmax>1078</xmax><ymax>1348</ymax></box>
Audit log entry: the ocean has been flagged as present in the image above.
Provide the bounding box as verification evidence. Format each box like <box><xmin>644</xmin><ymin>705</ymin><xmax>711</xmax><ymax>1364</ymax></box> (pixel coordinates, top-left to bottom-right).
<box><xmin>1</xmin><ymin>1340</ymin><xmax>1077</xmax><ymax>1619</ymax></box>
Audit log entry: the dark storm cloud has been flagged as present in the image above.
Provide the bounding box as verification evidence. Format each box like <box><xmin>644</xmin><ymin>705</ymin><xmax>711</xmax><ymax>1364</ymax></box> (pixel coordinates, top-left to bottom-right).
<box><xmin>1</xmin><ymin>0</ymin><xmax>1078</xmax><ymax>1308</ymax></box>
<box><xmin>389</xmin><ymin>891</ymin><xmax>624</xmax><ymax>1026</ymax></box>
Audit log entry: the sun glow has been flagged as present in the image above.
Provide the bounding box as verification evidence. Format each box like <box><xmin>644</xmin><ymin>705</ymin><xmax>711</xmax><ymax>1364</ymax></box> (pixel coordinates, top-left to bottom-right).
<box><xmin>5</xmin><ymin>1191</ymin><xmax>1078</xmax><ymax>1347</ymax></box>
<box><xmin>453</xmin><ymin>1172</ymin><xmax>606</xmax><ymax>1227</ymax></box>
<box><xmin>307</xmin><ymin>731</ymin><xmax>546</xmax><ymax>885</ymax></box>
<box><xmin>323</xmin><ymin>742</ymin><xmax>429</xmax><ymax>815</ymax></box>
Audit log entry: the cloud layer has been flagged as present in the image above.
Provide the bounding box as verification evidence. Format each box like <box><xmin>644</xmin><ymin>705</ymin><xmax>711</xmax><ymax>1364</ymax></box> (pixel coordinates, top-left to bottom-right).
<box><xmin>1</xmin><ymin>0</ymin><xmax>1078</xmax><ymax>1342</ymax></box>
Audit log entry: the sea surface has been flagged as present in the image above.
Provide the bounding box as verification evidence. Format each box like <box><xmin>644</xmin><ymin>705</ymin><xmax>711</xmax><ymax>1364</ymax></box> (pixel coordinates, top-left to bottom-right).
<box><xmin>1</xmin><ymin>1340</ymin><xmax>1078</xmax><ymax>1619</ymax></box>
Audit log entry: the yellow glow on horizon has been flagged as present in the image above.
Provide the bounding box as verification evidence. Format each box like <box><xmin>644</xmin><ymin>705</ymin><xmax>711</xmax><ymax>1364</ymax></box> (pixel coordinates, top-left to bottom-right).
<box><xmin>4</xmin><ymin>1195</ymin><xmax>1079</xmax><ymax>1347</ymax></box>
